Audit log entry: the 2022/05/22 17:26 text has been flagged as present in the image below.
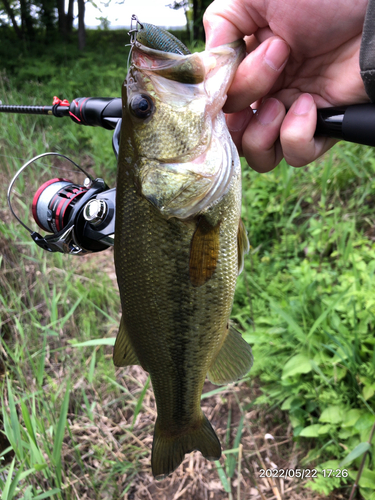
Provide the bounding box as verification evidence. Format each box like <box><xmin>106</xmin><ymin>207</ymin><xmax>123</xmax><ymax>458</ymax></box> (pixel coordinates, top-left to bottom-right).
<box><xmin>258</xmin><ymin>468</ymin><xmax>349</xmax><ymax>479</ymax></box>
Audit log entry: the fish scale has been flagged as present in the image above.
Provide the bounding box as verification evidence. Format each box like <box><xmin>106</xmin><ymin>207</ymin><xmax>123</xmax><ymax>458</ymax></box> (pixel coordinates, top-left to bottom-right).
<box><xmin>113</xmin><ymin>24</ymin><xmax>252</xmax><ymax>478</ymax></box>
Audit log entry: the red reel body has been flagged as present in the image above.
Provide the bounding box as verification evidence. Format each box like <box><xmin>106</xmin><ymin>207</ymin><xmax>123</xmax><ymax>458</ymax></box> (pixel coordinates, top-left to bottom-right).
<box><xmin>32</xmin><ymin>178</ymin><xmax>88</xmax><ymax>233</ymax></box>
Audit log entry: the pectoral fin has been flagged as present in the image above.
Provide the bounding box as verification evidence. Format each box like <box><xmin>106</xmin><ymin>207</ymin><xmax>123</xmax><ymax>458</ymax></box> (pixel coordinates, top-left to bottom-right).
<box><xmin>208</xmin><ymin>322</ymin><xmax>253</xmax><ymax>385</ymax></box>
<box><xmin>237</xmin><ymin>218</ymin><xmax>250</xmax><ymax>274</ymax></box>
<box><xmin>189</xmin><ymin>216</ymin><xmax>220</xmax><ymax>287</ymax></box>
<box><xmin>113</xmin><ymin>318</ymin><xmax>140</xmax><ymax>367</ymax></box>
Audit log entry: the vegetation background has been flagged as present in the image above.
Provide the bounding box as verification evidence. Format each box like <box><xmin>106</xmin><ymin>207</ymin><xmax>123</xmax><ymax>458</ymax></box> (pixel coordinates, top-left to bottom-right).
<box><xmin>1</xmin><ymin>3</ymin><xmax>375</xmax><ymax>499</ymax></box>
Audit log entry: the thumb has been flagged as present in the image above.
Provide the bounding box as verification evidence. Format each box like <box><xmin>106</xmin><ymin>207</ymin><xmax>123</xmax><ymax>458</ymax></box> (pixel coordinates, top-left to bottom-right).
<box><xmin>203</xmin><ymin>0</ymin><xmax>258</xmax><ymax>48</ymax></box>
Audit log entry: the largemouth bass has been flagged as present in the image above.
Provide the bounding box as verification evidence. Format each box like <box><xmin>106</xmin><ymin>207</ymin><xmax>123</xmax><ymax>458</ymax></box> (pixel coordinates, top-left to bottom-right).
<box><xmin>114</xmin><ymin>22</ymin><xmax>252</xmax><ymax>479</ymax></box>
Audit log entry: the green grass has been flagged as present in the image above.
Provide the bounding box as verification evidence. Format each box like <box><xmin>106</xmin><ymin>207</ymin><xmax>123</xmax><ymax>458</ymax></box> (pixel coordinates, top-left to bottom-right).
<box><xmin>1</xmin><ymin>28</ymin><xmax>375</xmax><ymax>499</ymax></box>
<box><xmin>233</xmin><ymin>148</ymin><xmax>375</xmax><ymax>498</ymax></box>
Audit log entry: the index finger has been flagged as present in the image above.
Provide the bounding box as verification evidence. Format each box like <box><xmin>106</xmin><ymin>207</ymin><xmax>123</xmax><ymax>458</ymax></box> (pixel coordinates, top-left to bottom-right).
<box><xmin>203</xmin><ymin>0</ymin><xmax>259</xmax><ymax>49</ymax></box>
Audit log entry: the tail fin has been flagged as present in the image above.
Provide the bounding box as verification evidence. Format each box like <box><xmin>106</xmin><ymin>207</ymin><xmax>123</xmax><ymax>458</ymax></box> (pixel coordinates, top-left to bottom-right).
<box><xmin>151</xmin><ymin>414</ymin><xmax>221</xmax><ymax>479</ymax></box>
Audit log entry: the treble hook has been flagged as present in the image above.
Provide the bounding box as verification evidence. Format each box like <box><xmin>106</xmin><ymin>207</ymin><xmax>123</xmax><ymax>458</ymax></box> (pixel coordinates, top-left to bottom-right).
<box><xmin>128</xmin><ymin>14</ymin><xmax>144</xmax><ymax>45</ymax></box>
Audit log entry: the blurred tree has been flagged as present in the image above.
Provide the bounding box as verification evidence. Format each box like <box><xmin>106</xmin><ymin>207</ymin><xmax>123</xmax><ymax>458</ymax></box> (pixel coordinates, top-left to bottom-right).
<box><xmin>39</xmin><ymin>0</ymin><xmax>56</xmax><ymax>39</ymax></box>
<box><xmin>168</xmin><ymin>0</ymin><xmax>212</xmax><ymax>42</ymax></box>
<box><xmin>192</xmin><ymin>0</ymin><xmax>211</xmax><ymax>41</ymax></box>
<box><xmin>77</xmin><ymin>0</ymin><xmax>85</xmax><ymax>49</ymax></box>
<box><xmin>1</xmin><ymin>0</ymin><xmax>23</xmax><ymax>39</ymax></box>
<box><xmin>0</xmin><ymin>0</ymin><xmax>84</xmax><ymax>48</ymax></box>
<box><xmin>19</xmin><ymin>0</ymin><xmax>35</xmax><ymax>39</ymax></box>
<box><xmin>56</xmin><ymin>0</ymin><xmax>74</xmax><ymax>38</ymax></box>
<box><xmin>167</xmin><ymin>0</ymin><xmax>191</xmax><ymax>41</ymax></box>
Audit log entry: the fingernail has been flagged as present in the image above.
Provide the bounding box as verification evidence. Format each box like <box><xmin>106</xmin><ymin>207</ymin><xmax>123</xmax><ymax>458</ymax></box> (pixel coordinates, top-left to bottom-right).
<box><xmin>264</xmin><ymin>39</ymin><xmax>290</xmax><ymax>71</ymax></box>
<box><xmin>256</xmin><ymin>98</ymin><xmax>280</xmax><ymax>125</ymax></box>
<box><xmin>293</xmin><ymin>94</ymin><xmax>314</xmax><ymax>115</ymax></box>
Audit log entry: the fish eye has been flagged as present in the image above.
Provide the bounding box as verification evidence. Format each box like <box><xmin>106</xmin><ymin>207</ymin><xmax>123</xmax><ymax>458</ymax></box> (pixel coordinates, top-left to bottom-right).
<box><xmin>129</xmin><ymin>94</ymin><xmax>154</xmax><ymax>119</ymax></box>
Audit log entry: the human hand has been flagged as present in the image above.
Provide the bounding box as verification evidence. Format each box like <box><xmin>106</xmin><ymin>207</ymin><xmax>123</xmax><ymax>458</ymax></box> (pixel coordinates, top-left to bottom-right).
<box><xmin>204</xmin><ymin>0</ymin><xmax>370</xmax><ymax>171</ymax></box>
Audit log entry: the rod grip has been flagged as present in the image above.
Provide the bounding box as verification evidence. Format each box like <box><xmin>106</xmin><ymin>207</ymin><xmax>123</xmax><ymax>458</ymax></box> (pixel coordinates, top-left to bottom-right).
<box><xmin>316</xmin><ymin>103</ymin><xmax>375</xmax><ymax>147</ymax></box>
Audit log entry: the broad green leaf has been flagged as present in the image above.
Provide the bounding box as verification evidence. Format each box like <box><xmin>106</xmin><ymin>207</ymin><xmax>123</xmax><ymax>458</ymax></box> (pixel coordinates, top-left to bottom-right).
<box><xmin>340</xmin><ymin>442</ymin><xmax>371</xmax><ymax>467</ymax></box>
<box><xmin>363</xmin><ymin>386</ymin><xmax>375</xmax><ymax>401</ymax></box>
<box><xmin>317</xmin><ymin>424</ymin><xmax>332</xmax><ymax>435</ymax></box>
<box><xmin>357</xmin><ymin>468</ymin><xmax>375</xmax><ymax>489</ymax></box>
<box><xmin>281</xmin><ymin>395</ymin><xmax>294</xmax><ymax>411</ymax></box>
<box><xmin>282</xmin><ymin>354</ymin><xmax>312</xmax><ymax>379</ymax></box>
<box><xmin>319</xmin><ymin>406</ymin><xmax>343</xmax><ymax>424</ymax></box>
<box><xmin>339</xmin><ymin>429</ymin><xmax>353</xmax><ymax>439</ymax></box>
<box><xmin>299</xmin><ymin>424</ymin><xmax>322</xmax><ymax>437</ymax></box>
<box><xmin>317</xmin><ymin>459</ymin><xmax>341</xmax><ymax>470</ymax></box>
<box><xmin>342</xmin><ymin>409</ymin><xmax>363</xmax><ymax>428</ymax></box>
<box><xmin>354</xmin><ymin>413</ymin><xmax>375</xmax><ymax>432</ymax></box>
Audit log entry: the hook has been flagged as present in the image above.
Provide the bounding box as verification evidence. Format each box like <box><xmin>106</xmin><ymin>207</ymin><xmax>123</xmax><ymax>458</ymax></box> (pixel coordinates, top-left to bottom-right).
<box><xmin>128</xmin><ymin>14</ymin><xmax>144</xmax><ymax>45</ymax></box>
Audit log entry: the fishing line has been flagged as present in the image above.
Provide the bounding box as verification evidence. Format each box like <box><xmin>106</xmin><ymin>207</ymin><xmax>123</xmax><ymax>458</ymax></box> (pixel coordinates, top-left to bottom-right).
<box><xmin>0</xmin><ymin>153</ymin><xmax>89</xmax><ymax>174</ymax></box>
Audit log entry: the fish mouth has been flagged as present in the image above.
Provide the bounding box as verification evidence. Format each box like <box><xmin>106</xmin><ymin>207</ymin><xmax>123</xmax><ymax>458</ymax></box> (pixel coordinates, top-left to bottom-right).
<box><xmin>127</xmin><ymin>39</ymin><xmax>246</xmax><ymax>164</ymax></box>
<box><xmin>131</xmin><ymin>41</ymin><xmax>206</xmax><ymax>84</ymax></box>
<box><xmin>126</xmin><ymin>39</ymin><xmax>246</xmax><ymax>218</ymax></box>
<box><xmin>131</xmin><ymin>38</ymin><xmax>245</xmax><ymax>87</ymax></box>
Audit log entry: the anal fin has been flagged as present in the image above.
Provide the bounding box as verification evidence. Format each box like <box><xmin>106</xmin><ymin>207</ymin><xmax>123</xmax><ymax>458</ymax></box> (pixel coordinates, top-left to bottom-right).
<box><xmin>208</xmin><ymin>322</ymin><xmax>253</xmax><ymax>385</ymax></box>
<box><xmin>151</xmin><ymin>413</ymin><xmax>221</xmax><ymax>479</ymax></box>
<box><xmin>113</xmin><ymin>318</ymin><xmax>140</xmax><ymax>367</ymax></box>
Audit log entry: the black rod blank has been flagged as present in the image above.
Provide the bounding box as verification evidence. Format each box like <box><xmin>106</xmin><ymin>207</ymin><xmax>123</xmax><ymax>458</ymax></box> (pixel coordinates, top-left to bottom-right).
<box><xmin>0</xmin><ymin>104</ymin><xmax>69</xmax><ymax>116</ymax></box>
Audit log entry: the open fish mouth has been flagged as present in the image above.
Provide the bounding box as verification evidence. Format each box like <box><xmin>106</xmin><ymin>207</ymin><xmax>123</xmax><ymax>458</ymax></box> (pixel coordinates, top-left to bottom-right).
<box><xmin>125</xmin><ymin>38</ymin><xmax>246</xmax><ymax>220</ymax></box>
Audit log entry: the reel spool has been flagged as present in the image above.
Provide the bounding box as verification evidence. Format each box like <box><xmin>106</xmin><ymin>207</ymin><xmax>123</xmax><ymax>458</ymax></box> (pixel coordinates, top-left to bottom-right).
<box><xmin>32</xmin><ymin>178</ymin><xmax>89</xmax><ymax>233</ymax></box>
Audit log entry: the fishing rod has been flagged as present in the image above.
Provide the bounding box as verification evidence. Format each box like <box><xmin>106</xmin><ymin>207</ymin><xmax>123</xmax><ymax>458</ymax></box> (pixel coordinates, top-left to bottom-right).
<box><xmin>0</xmin><ymin>96</ymin><xmax>122</xmax><ymax>130</ymax></box>
<box><xmin>2</xmin><ymin>97</ymin><xmax>375</xmax><ymax>146</ymax></box>
<box><xmin>3</xmin><ymin>97</ymin><xmax>121</xmax><ymax>256</ymax></box>
<box><xmin>3</xmin><ymin>97</ymin><xmax>375</xmax><ymax>256</ymax></box>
